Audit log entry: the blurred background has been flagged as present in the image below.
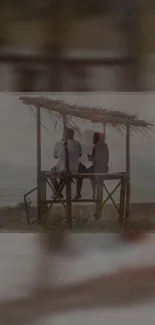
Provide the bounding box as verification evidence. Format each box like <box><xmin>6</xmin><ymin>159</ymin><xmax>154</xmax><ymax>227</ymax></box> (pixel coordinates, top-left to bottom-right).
<box><xmin>1</xmin><ymin>0</ymin><xmax>155</xmax><ymax>91</ymax></box>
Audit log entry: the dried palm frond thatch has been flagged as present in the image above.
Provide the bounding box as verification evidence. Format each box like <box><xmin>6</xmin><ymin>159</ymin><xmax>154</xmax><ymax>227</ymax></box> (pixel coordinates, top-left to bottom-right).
<box><xmin>19</xmin><ymin>96</ymin><xmax>153</xmax><ymax>135</ymax></box>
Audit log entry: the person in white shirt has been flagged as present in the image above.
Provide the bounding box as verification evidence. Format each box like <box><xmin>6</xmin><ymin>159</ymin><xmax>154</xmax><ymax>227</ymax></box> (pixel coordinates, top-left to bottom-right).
<box><xmin>74</xmin><ymin>130</ymin><xmax>94</xmax><ymax>200</ymax></box>
<box><xmin>51</xmin><ymin>128</ymin><xmax>82</xmax><ymax>198</ymax></box>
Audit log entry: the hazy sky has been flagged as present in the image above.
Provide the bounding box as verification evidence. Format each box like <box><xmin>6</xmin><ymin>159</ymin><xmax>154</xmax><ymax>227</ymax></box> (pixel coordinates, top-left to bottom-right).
<box><xmin>0</xmin><ymin>92</ymin><xmax>155</xmax><ymax>202</ymax></box>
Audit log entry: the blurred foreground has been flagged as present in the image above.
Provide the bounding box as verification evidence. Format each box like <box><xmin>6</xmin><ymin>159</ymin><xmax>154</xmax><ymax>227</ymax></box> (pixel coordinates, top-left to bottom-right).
<box><xmin>0</xmin><ymin>232</ymin><xmax>155</xmax><ymax>324</ymax></box>
<box><xmin>1</xmin><ymin>1</ymin><xmax>155</xmax><ymax>91</ymax></box>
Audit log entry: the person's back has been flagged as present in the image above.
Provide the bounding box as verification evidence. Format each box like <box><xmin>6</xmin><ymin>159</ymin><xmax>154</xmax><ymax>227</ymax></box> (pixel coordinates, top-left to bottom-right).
<box><xmin>91</xmin><ymin>132</ymin><xmax>109</xmax><ymax>173</ymax></box>
<box><xmin>51</xmin><ymin>128</ymin><xmax>82</xmax><ymax>198</ymax></box>
<box><xmin>81</xmin><ymin>130</ymin><xmax>94</xmax><ymax>167</ymax></box>
<box><xmin>94</xmin><ymin>140</ymin><xmax>109</xmax><ymax>173</ymax></box>
<box><xmin>54</xmin><ymin>138</ymin><xmax>82</xmax><ymax>173</ymax></box>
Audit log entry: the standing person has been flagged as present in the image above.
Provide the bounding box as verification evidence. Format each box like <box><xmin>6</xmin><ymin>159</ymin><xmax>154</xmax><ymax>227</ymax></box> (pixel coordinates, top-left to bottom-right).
<box><xmin>51</xmin><ymin>128</ymin><xmax>82</xmax><ymax>198</ymax></box>
<box><xmin>87</xmin><ymin>132</ymin><xmax>109</xmax><ymax>199</ymax></box>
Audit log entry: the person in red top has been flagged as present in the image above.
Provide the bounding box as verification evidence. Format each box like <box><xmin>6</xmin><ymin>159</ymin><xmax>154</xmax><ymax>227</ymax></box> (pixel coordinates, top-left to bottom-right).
<box><xmin>75</xmin><ymin>132</ymin><xmax>109</xmax><ymax>199</ymax></box>
<box><xmin>87</xmin><ymin>132</ymin><xmax>109</xmax><ymax>198</ymax></box>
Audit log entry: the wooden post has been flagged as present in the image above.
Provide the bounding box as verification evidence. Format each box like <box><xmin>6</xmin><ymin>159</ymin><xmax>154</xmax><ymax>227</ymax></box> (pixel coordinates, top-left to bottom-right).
<box><xmin>63</xmin><ymin>118</ymin><xmax>72</xmax><ymax>228</ymax></box>
<box><xmin>95</xmin><ymin>123</ymin><xmax>106</xmax><ymax>219</ymax></box>
<box><xmin>37</xmin><ymin>106</ymin><xmax>42</xmax><ymax>223</ymax></box>
<box><xmin>119</xmin><ymin>175</ymin><xmax>126</xmax><ymax>223</ymax></box>
<box><xmin>101</xmin><ymin>122</ymin><xmax>106</xmax><ymax>216</ymax></box>
<box><xmin>125</xmin><ymin>123</ymin><xmax>130</xmax><ymax>219</ymax></box>
<box><xmin>41</xmin><ymin>172</ymin><xmax>47</xmax><ymax>217</ymax></box>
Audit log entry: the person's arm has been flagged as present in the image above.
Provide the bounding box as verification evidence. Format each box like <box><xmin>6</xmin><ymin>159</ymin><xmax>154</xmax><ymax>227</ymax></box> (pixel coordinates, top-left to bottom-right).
<box><xmin>53</xmin><ymin>143</ymin><xmax>58</xmax><ymax>159</ymax></box>
<box><xmin>87</xmin><ymin>146</ymin><xmax>95</xmax><ymax>162</ymax></box>
<box><xmin>105</xmin><ymin>145</ymin><xmax>109</xmax><ymax>166</ymax></box>
<box><xmin>79</xmin><ymin>142</ymin><xmax>82</xmax><ymax>158</ymax></box>
<box><xmin>92</xmin><ymin>146</ymin><xmax>95</xmax><ymax>158</ymax></box>
<box><xmin>92</xmin><ymin>146</ymin><xmax>96</xmax><ymax>163</ymax></box>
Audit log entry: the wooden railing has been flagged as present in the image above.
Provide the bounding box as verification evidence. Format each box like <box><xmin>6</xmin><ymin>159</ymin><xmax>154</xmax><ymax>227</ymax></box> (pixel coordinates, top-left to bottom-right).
<box><xmin>24</xmin><ymin>171</ymin><xmax>128</xmax><ymax>227</ymax></box>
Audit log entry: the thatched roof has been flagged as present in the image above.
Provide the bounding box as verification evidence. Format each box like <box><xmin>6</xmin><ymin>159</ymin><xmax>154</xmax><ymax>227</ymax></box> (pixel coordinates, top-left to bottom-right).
<box><xmin>20</xmin><ymin>96</ymin><xmax>152</xmax><ymax>135</ymax></box>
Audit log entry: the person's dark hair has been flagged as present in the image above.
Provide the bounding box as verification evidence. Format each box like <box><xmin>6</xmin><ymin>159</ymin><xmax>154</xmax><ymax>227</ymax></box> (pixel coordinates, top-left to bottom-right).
<box><xmin>68</xmin><ymin>128</ymin><xmax>74</xmax><ymax>138</ymax></box>
<box><xmin>93</xmin><ymin>132</ymin><xmax>100</xmax><ymax>144</ymax></box>
<box><xmin>93</xmin><ymin>132</ymin><xmax>105</xmax><ymax>144</ymax></box>
<box><xmin>63</xmin><ymin>127</ymin><xmax>74</xmax><ymax>140</ymax></box>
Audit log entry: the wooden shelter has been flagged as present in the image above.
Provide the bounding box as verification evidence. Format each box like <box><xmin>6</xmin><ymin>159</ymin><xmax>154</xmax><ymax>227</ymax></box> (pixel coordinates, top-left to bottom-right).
<box><xmin>20</xmin><ymin>96</ymin><xmax>152</xmax><ymax>228</ymax></box>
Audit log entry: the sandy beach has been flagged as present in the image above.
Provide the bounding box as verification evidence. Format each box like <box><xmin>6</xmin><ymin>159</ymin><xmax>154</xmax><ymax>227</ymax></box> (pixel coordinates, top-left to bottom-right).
<box><xmin>0</xmin><ymin>202</ymin><xmax>155</xmax><ymax>232</ymax></box>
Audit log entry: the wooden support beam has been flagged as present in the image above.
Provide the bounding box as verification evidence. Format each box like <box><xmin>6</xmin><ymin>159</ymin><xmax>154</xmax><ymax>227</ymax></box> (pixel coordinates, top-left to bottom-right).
<box><xmin>125</xmin><ymin>123</ymin><xmax>131</xmax><ymax>220</ymax></box>
<box><xmin>41</xmin><ymin>172</ymin><xmax>48</xmax><ymax>216</ymax></box>
<box><xmin>100</xmin><ymin>122</ymin><xmax>106</xmax><ymax>219</ymax></box>
<box><xmin>119</xmin><ymin>177</ymin><xmax>126</xmax><ymax>223</ymax></box>
<box><xmin>63</xmin><ymin>118</ymin><xmax>72</xmax><ymax>229</ymax></box>
<box><xmin>37</xmin><ymin>105</ymin><xmax>42</xmax><ymax>223</ymax></box>
<box><xmin>42</xmin><ymin>199</ymin><xmax>99</xmax><ymax>204</ymax></box>
<box><xmin>43</xmin><ymin>171</ymin><xmax>126</xmax><ymax>180</ymax></box>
